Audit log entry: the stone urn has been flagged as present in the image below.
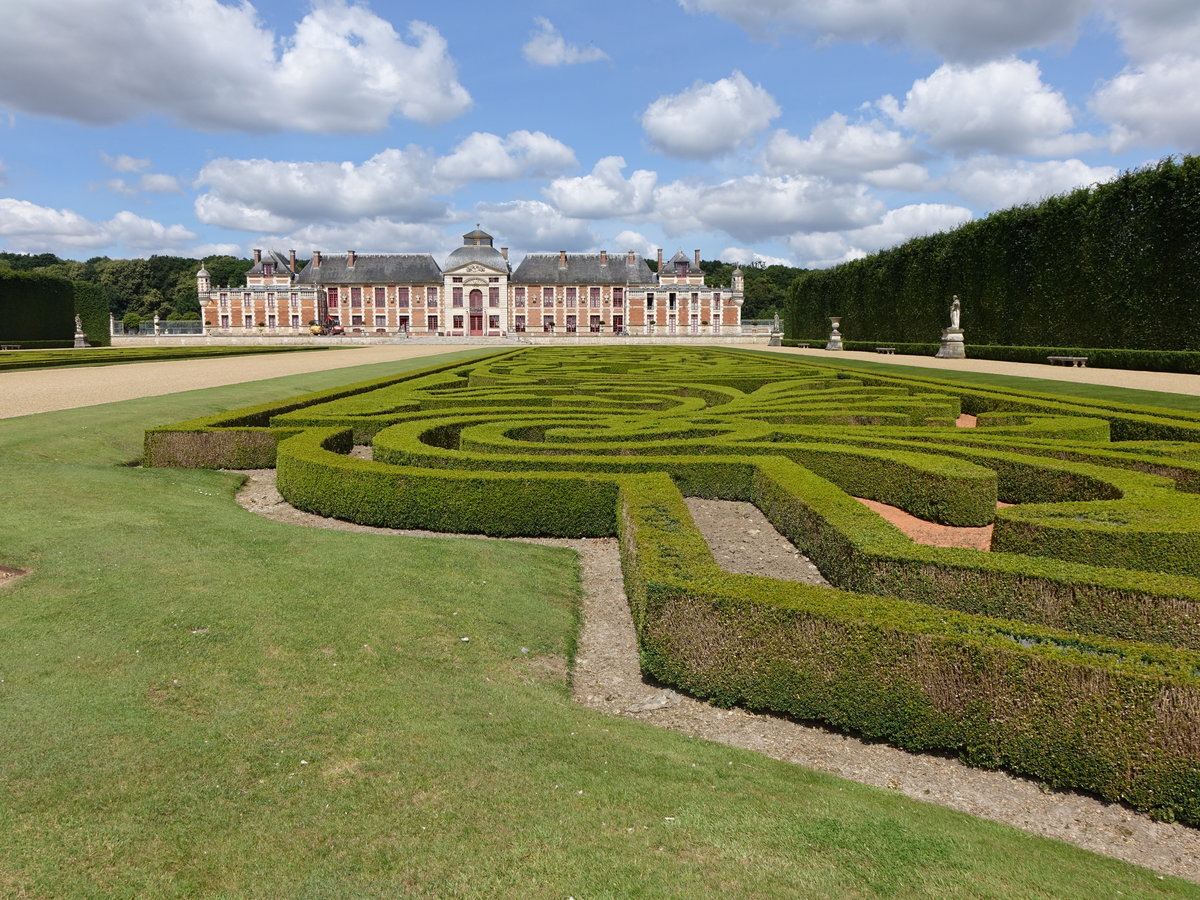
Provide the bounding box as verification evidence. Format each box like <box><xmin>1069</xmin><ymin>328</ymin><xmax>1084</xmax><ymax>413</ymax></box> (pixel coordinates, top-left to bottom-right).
<box><xmin>825</xmin><ymin>317</ymin><xmax>843</xmax><ymax>351</ymax></box>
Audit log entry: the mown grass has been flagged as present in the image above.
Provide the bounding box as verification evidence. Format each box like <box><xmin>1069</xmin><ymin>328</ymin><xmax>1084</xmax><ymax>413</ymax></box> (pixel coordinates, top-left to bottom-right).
<box><xmin>1</xmin><ymin>350</ymin><xmax>1197</xmax><ymax>897</ymax></box>
<box><xmin>0</xmin><ymin>344</ymin><xmax>341</xmax><ymax>373</ymax></box>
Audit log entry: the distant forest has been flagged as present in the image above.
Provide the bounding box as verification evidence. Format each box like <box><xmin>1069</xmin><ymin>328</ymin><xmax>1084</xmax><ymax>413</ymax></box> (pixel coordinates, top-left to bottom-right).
<box><xmin>0</xmin><ymin>252</ymin><xmax>802</xmax><ymax>324</ymax></box>
<box><xmin>0</xmin><ymin>252</ymin><xmax>254</xmax><ymax>322</ymax></box>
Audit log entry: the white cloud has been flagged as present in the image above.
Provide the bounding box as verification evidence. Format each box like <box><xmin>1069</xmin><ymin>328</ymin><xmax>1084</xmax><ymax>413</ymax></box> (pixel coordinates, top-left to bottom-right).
<box><xmin>719</xmin><ymin>246</ymin><xmax>793</xmax><ymax>266</ymax></box>
<box><xmin>1105</xmin><ymin>0</ymin><xmax>1200</xmax><ymax>62</ymax></box>
<box><xmin>788</xmin><ymin>232</ymin><xmax>868</xmax><ymax>269</ymax></box>
<box><xmin>101</xmin><ymin>153</ymin><xmax>150</xmax><ymax>173</ymax></box>
<box><xmin>879</xmin><ymin>58</ymin><xmax>1095</xmax><ymax>155</ymax></box>
<box><xmin>0</xmin><ymin>198</ymin><xmax>195</xmax><ymax>253</ymax></box>
<box><xmin>763</xmin><ymin>113</ymin><xmax>924</xmax><ymax>179</ymax></box>
<box><xmin>788</xmin><ymin>203</ymin><xmax>972</xmax><ymax>267</ymax></box>
<box><xmin>677</xmin><ymin>0</ymin><xmax>1093</xmax><ymax>62</ymax></box>
<box><xmin>139</xmin><ymin>173</ymin><xmax>182</xmax><ymax>194</ymax></box>
<box><xmin>846</xmin><ymin>203</ymin><xmax>973</xmax><ymax>250</ymax></box>
<box><xmin>642</xmin><ymin>71</ymin><xmax>780</xmax><ymax>159</ymax></box>
<box><xmin>0</xmin><ymin>0</ymin><xmax>471</xmax><ymax>132</ymax></box>
<box><xmin>270</xmin><ymin>219</ymin><xmax>448</xmax><ymax>255</ymax></box>
<box><xmin>653</xmin><ymin>174</ymin><xmax>883</xmax><ymax>241</ymax></box>
<box><xmin>862</xmin><ymin>163</ymin><xmax>931</xmax><ymax>190</ymax></box>
<box><xmin>611</xmin><ymin>230</ymin><xmax>659</xmax><ymax>260</ymax></box>
<box><xmin>544</xmin><ymin>156</ymin><xmax>658</xmax><ymax>218</ymax></box>
<box><xmin>190</xmin><ymin>242</ymin><xmax>244</xmax><ymax>258</ymax></box>
<box><xmin>105</xmin><ymin>173</ymin><xmax>184</xmax><ymax>196</ymax></box>
<box><xmin>1092</xmin><ymin>56</ymin><xmax>1200</xmax><ymax>151</ymax></box>
<box><xmin>522</xmin><ymin>17</ymin><xmax>608</xmax><ymax>66</ymax></box>
<box><xmin>943</xmin><ymin>156</ymin><xmax>1118</xmax><ymax>208</ymax></box>
<box><xmin>433</xmin><ymin>131</ymin><xmax>577</xmax><ymax>182</ymax></box>
<box><xmin>195</xmin><ymin>148</ymin><xmax>446</xmax><ymax>231</ymax></box>
<box><xmin>473</xmin><ymin>200</ymin><xmax>594</xmax><ymax>251</ymax></box>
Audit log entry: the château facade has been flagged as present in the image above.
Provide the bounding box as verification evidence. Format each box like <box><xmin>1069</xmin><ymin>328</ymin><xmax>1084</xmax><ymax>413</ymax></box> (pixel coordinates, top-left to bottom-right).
<box><xmin>196</xmin><ymin>229</ymin><xmax>744</xmax><ymax>338</ymax></box>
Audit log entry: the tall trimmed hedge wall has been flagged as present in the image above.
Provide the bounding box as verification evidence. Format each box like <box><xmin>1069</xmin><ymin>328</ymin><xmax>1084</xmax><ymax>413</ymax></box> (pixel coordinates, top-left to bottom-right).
<box><xmin>72</xmin><ymin>281</ymin><xmax>112</xmax><ymax>347</ymax></box>
<box><xmin>0</xmin><ymin>269</ymin><xmax>74</xmax><ymax>345</ymax></box>
<box><xmin>787</xmin><ymin>155</ymin><xmax>1200</xmax><ymax>351</ymax></box>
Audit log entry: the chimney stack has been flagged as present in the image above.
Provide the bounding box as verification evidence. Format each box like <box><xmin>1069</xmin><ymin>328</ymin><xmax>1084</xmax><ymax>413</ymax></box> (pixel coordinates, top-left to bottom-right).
<box><xmin>501</xmin><ymin>247</ymin><xmax>508</xmax><ymax>260</ymax></box>
<box><xmin>600</xmin><ymin>249</ymin><xmax>607</xmax><ymax>264</ymax></box>
<box><xmin>559</xmin><ymin>250</ymin><xmax>567</xmax><ymax>268</ymax></box>
<box><xmin>347</xmin><ymin>250</ymin><xmax>356</xmax><ymax>267</ymax></box>
<box><xmin>627</xmin><ymin>250</ymin><xmax>635</xmax><ymax>265</ymax></box>
<box><xmin>253</xmin><ymin>249</ymin><xmax>262</xmax><ymax>264</ymax></box>
<box><xmin>694</xmin><ymin>249</ymin><xmax>701</xmax><ymax>267</ymax></box>
<box><xmin>656</xmin><ymin>248</ymin><xmax>663</xmax><ymax>272</ymax></box>
<box><xmin>289</xmin><ymin>249</ymin><xmax>297</xmax><ymax>273</ymax></box>
<box><xmin>312</xmin><ymin>250</ymin><xmax>321</xmax><ymax>267</ymax></box>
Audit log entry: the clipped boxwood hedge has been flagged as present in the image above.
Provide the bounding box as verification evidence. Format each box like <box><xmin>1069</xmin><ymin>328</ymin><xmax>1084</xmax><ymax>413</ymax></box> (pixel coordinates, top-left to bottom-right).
<box><xmin>146</xmin><ymin>345</ymin><xmax>1200</xmax><ymax>822</ymax></box>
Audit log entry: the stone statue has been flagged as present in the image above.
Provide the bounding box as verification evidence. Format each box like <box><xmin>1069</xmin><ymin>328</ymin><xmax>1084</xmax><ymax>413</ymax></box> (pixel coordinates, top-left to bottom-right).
<box><xmin>74</xmin><ymin>315</ymin><xmax>83</xmax><ymax>334</ymax></box>
<box><xmin>936</xmin><ymin>296</ymin><xmax>966</xmax><ymax>359</ymax></box>
<box><xmin>73</xmin><ymin>314</ymin><xmax>88</xmax><ymax>348</ymax></box>
<box><xmin>771</xmin><ymin>312</ymin><xmax>781</xmax><ymax>333</ymax></box>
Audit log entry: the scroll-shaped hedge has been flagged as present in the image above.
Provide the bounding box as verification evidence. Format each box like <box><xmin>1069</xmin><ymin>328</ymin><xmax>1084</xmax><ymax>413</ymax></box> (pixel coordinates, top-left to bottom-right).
<box><xmin>146</xmin><ymin>346</ymin><xmax>1200</xmax><ymax>822</ymax></box>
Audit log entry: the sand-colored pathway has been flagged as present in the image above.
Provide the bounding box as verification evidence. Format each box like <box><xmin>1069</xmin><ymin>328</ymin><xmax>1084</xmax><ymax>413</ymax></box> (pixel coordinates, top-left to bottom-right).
<box><xmin>762</xmin><ymin>345</ymin><xmax>1200</xmax><ymax>396</ymax></box>
<box><xmin>0</xmin><ymin>344</ymin><xmax>491</xmax><ymax>419</ymax></box>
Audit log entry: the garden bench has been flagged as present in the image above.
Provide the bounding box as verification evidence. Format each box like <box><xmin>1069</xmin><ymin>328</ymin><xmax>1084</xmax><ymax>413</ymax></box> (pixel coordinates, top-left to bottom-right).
<box><xmin>792</xmin><ymin>342</ymin><xmax>809</xmax><ymax>348</ymax></box>
<box><xmin>1047</xmin><ymin>356</ymin><xmax>1088</xmax><ymax>367</ymax></box>
<box><xmin>1</xmin><ymin>344</ymin><xmax>21</xmax><ymax>350</ymax></box>
<box><xmin>876</xmin><ymin>347</ymin><xmax>897</xmax><ymax>354</ymax></box>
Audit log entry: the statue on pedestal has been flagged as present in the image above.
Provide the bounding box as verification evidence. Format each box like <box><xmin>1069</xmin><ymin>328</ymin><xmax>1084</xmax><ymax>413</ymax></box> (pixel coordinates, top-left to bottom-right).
<box><xmin>935</xmin><ymin>295</ymin><xmax>966</xmax><ymax>359</ymax></box>
<box><xmin>73</xmin><ymin>315</ymin><xmax>88</xmax><ymax>349</ymax></box>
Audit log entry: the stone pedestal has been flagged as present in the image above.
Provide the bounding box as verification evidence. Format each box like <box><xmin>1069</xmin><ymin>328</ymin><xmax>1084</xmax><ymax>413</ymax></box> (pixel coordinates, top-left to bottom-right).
<box><xmin>935</xmin><ymin>328</ymin><xmax>966</xmax><ymax>359</ymax></box>
<box><xmin>73</xmin><ymin>316</ymin><xmax>88</xmax><ymax>349</ymax></box>
<box><xmin>768</xmin><ymin>330</ymin><xmax>782</xmax><ymax>347</ymax></box>
<box><xmin>825</xmin><ymin>317</ymin><xmax>843</xmax><ymax>351</ymax></box>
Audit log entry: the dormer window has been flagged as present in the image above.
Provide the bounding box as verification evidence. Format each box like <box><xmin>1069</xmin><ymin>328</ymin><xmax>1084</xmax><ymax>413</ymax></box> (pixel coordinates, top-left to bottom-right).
<box><xmin>262</xmin><ymin>263</ymin><xmax>273</xmax><ymax>276</ymax></box>
<box><xmin>676</xmin><ymin>261</ymin><xmax>688</xmax><ymax>276</ymax></box>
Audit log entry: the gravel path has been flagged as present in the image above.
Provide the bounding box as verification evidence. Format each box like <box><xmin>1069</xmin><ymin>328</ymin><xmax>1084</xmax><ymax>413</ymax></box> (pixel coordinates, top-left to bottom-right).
<box><xmin>0</xmin><ymin>344</ymin><xmax>490</xmax><ymax>419</ymax></box>
<box><xmin>233</xmin><ymin>467</ymin><xmax>1200</xmax><ymax>883</ymax></box>
<box><xmin>763</xmin><ymin>345</ymin><xmax>1200</xmax><ymax>397</ymax></box>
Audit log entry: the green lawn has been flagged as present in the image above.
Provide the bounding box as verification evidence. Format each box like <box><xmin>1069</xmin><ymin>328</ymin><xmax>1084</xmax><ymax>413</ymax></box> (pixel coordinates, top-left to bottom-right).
<box><xmin>1</xmin><ymin>350</ymin><xmax>1197</xmax><ymax>898</ymax></box>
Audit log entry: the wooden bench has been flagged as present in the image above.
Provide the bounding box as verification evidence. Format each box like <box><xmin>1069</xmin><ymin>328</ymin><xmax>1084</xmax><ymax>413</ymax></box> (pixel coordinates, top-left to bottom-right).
<box><xmin>876</xmin><ymin>347</ymin><xmax>897</xmax><ymax>354</ymax></box>
<box><xmin>1047</xmin><ymin>356</ymin><xmax>1088</xmax><ymax>367</ymax></box>
<box><xmin>0</xmin><ymin>344</ymin><xmax>20</xmax><ymax>351</ymax></box>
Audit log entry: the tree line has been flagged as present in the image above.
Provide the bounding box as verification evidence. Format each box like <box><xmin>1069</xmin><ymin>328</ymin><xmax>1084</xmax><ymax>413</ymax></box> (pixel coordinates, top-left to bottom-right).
<box><xmin>1</xmin><ymin>252</ymin><xmax>805</xmax><ymax>325</ymax></box>
<box><xmin>0</xmin><ymin>252</ymin><xmax>253</xmax><ymax>323</ymax></box>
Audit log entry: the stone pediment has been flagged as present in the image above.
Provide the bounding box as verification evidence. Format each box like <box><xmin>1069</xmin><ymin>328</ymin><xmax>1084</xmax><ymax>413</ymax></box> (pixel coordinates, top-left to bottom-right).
<box><xmin>445</xmin><ymin>261</ymin><xmax>505</xmax><ymax>276</ymax></box>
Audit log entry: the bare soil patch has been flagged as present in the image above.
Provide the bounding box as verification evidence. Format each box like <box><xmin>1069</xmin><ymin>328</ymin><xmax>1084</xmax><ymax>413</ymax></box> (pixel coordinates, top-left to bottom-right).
<box><xmin>0</xmin><ymin>565</ymin><xmax>29</xmax><ymax>586</ymax></box>
<box><xmin>232</xmin><ymin>469</ymin><xmax>1200</xmax><ymax>883</ymax></box>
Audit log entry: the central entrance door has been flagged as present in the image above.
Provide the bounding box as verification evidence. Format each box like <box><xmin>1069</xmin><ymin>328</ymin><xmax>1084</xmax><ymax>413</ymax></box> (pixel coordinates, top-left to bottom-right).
<box><xmin>469</xmin><ymin>289</ymin><xmax>484</xmax><ymax>335</ymax></box>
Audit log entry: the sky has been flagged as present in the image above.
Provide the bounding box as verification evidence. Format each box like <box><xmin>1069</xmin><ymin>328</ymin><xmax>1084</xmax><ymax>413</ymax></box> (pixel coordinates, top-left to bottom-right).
<box><xmin>0</xmin><ymin>0</ymin><xmax>1196</xmax><ymax>269</ymax></box>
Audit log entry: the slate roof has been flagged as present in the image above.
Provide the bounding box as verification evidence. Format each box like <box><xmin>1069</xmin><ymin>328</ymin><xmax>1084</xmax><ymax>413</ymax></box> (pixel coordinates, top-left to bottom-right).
<box><xmin>247</xmin><ymin>249</ymin><xmax>293</xmax><ymax>276</ymax></box>
<box><xmin>296</xmin><ymin>254</ymin><xmax>443</xmax><ymax>284</ymax></box>
<box><xmin>662</xmin><ymin>250</ymin><xmax>700</xmax><ymax>274</ymax></box>
<box><xmin>443</xmin><ymin>243</ymin><xmax>510</xmax><ymax>273</ymax></box>
<box><xmin>511</xmin><ymin>253</ymin><xmax>655</xmax><ymax>285</ymax></box>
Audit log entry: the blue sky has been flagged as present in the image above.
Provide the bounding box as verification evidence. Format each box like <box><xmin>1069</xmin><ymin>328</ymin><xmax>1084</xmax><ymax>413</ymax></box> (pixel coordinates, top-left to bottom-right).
<box><xmin>0</xmin><ymin>0</ymin><xmax>1196</xmax><ymax>268</ymax></box>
